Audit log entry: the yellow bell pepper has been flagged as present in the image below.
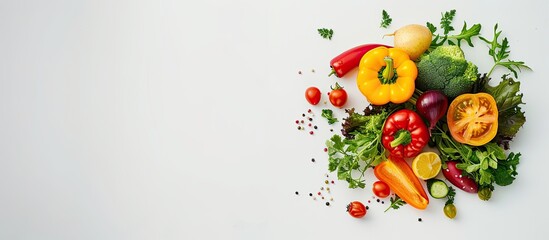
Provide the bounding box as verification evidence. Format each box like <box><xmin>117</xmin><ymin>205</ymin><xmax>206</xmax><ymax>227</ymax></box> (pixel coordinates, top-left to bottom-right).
<box><xmin>356</xmin><ymin>47</ymin><xmax>418</xmax><ymax>105</ymax></box>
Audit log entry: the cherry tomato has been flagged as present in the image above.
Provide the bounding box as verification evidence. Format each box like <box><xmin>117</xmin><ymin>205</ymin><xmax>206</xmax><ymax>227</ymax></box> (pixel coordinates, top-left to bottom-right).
<box><xmin>346</xmin><ymin>201</ymin><xmax>366</xmax><ymax>218</ymax></box>
<box><xmin>305</xmin><ymin>87</ymin><xmax>321</xmax><ymax>105</ymax></box>
<box><xmin>444</xmin><ymin>203</ymin><xmax>457</xmax><ymax>219</ymax></box>
<box><xmin>372</xmin><ymin>181</ymin><xmax>391</xmax><ymax>198</ymax></box>
<box><xmin>329</xmin><ymin>82</ymin><xmax>347</xmax><ymax>108</ymax></box>
<box><xmin>447</xmin><ymin>93</ymin><xmax>498</xmax><ymax>146</ymax></box>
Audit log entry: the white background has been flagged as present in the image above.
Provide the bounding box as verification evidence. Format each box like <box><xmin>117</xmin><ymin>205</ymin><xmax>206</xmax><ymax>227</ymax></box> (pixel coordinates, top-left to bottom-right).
<box><xmin>1</xmin><ymin>0</ymin><xmax>548</xmax><ymax>239</ymax></box>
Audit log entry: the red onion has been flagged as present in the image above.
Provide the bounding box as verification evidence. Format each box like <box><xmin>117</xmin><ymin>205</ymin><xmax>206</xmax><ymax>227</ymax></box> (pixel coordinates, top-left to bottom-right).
<box><xmin>416</xmin><ymin>90</ymin><xmax>448</xmax><ymax>132</ymax></box>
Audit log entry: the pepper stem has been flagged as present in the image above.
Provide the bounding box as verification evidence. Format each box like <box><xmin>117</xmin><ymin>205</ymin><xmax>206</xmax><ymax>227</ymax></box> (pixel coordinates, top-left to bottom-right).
<box><xmin>382</xmin><ymin>56</ymin><xmax>395</xmax><ymax>81</ymax></box>
<box><xmin>390</xmin><ymin>129</ymin><xmax>412</xmax><ymax>148</ymax></box>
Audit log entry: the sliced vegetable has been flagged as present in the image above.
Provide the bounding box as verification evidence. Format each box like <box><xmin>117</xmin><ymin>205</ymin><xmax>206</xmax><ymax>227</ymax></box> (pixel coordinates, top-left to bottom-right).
<box><xmin>427</xmin><ymin>179</ymin><xmax>449</xmax><ymax>199</ymax></box>
<box><xmin>382</xmin><ymin>109</ymin><xmax>429</xmax><ymax>158</ymax></box>
<box><xmin>385</xmin><ymin>24</ymin><xmax>432</xmax><ymax>60</ymax></box>
<box><xmin>329</xmin><ymin>43</ymin><xmax>390</xmax><ymax>78</ymax></box>
<box><xmin>328</xmin><ymin>82</ymin><xmax>348</xmax><ymax>108</ymax></box>
<box><xmin>442</xmin><ymin>161</ymin><xmax>478</xmax><ymax>193</ymax></box>
<box><xmin>374</xmin><ymin>156</ymin><xmax>429</xmax><ymax>210</ymax></box>
<box><xmin>356</xmin><ymin>47</ymin><xmax>418</xmax><ymax>105</ymax></box>
<box><xmin>305</xmin><ymin>87</ymin><xmax>321</xmax><ymax>105</ymax></box>
<box><xmin>415</xmin><ymin>90</ymin><xmax>448</xmax><ymax>133</ymax></box>
<box><xmin>447</xmin><ymin>92</ymin><xmax>498</xmax><ymax>146</ymax></box>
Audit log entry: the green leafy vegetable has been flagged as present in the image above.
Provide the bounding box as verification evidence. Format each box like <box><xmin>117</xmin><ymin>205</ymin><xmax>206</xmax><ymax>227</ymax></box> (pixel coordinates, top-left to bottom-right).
<box><xmin>380</xmin><ymin>10</ymin><xmax>392</xmax><ymax>28</ymax></box>
<box><xmin>385</xmin><ymin>195</ymin><xmax>406</xmax><ymax>212</ymax></box>
<box><xmin>321</xmin><ymin>109</ymin><xmax>338</xmax><ymax>124</ymax></box>
<box><xmin>427</xmin><ymin>10</ymin><xmax>481</xmax><ymax>50</ymax></box>
<box><xmin>440</xmin><ymin>9</ymin><xmax>456</xmax><ymax>34</ymax></box>
<box><xmin>480</xmin><ymin>24</ymin><xmax>531</xmax><ymax>78</ymax></box>
<box><xmin>484</xmin><ymin>74</ymin><xmax>526</xmax><ymax>149</ymax></box>
<box><xmin>326</xmin><ymin>107</ymin><xmax>389</xmax><ymax>188</ymax></box>
<box><xmin>317</xmin><ymin>28</ymin><xmax>334</xmax><ymax>40</ymax></box>
<box><xmin>431</xmin><ymin>124</ymin><xmax>521</xmax><ymax>193</ymax></box>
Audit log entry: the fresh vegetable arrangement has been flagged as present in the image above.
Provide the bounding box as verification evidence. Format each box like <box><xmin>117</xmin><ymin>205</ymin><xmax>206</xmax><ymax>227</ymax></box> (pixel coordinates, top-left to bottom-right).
<box><xmin>303</xmin><ymin>9</ymin><xmax>531</xmax><ymax>220</ymax></box>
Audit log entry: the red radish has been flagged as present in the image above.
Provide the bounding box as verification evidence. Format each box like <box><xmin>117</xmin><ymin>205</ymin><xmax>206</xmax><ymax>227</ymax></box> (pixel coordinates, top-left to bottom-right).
<box><xmin>443</xmin><ymin>161</ymin><xmax>478</xmax><ymax>193</ymax></box>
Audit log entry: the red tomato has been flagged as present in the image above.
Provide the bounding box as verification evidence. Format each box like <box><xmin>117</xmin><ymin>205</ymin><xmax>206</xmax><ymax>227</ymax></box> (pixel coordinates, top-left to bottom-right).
<box><xmin>305</xmin><ymin>87</ymin><xmax>321</xmax><ymax>105</ymax></box>
<box><xmin>346</xmin><ymin>201</ymin><xmax>366</xmax><ymax>218</ymax></box>
<box><xmin>329</xmin><ymin>83</ymin><xmax>347</xmax><ymax>108</ymax></box>
<box><xmin>372</xmin><ymin>181</ymin><xmax>391</xmax><ymax>198</ymax></box>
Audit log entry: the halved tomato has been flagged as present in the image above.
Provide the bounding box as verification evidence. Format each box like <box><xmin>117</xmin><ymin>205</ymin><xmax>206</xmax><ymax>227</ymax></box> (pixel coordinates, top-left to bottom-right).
<box><xmin>447</xmin><ymin>93</ymin><xmax>498</xmax><ymax>146</ymax></box>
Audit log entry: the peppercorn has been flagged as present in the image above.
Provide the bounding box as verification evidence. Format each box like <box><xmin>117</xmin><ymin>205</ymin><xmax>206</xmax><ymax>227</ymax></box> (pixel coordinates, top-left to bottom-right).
<box><xmin>418</xmin><ymin>218</ymin><xmax>422</xmax><ymax>222</ymax></box>
<box><xmin>314</xmin><ymin>125</ymin><xmax>318</xmax><ymax>129</ymax></box>
<box><xmin>325</xmin><ymin>202</ymin><xmax>330</xmax><ymax>206</ymax></box>
<box><xmin>311</xmin><ymin>158</ymin><xmax>315</xmax><ymax>163</ymax></box>
<box><xmin>309</xmin><ymin>193</ymin><xmax>313</xmax><ymax>197</ymax></box>
<box><xmin>302</xmin><ymin>113</ymin><xmax>306</xmax><ymax>117</ymax></box>
<box><xmin>295</xmin><ymin>191</ymin><xmax>299</xmax><ymax>195</ymax></box>
<box><xmin>309</xmin><ymin>131</ymin><xmax>314</xmax><ymax>135</ymax></box>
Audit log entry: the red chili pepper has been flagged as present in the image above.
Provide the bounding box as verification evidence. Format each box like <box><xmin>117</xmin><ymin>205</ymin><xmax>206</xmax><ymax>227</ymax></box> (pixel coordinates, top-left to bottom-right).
<box><xmin>382</xmin><ymin>109</ymin><xmax>429</xmax><ymax>158</ymax></box>
<box><xmin>329</xmin><ymin>43</ymin><xmax>391</xmax><ymax>78</ymax></box>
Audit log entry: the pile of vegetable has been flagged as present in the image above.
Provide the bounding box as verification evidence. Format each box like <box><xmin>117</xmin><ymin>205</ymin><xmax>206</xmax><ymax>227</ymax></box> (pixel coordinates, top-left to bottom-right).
<box><xmin>307</xmin><ymin>9</ymin><xmax>531</xmax><ymax>219</ymax></box>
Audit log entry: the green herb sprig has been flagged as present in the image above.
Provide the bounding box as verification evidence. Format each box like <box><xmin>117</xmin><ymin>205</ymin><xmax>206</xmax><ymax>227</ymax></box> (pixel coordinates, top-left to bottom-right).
<box><xmin>427</xmin><ymin>10</ymin><xmax>481</xmax><ymax>50</ymax></box>
<box><xmin>380</xmin><ymin>10</ymin><xmax>392</xmax><ymax>28</ymax></box>
<box><xmin>480</xmin><ymin>24</ymin><xmax>531</xmax><ymax>78</ymax></box>
<box><xmin>321</xmin><ymin>109</ymin><xmax>338</xmax><ymax>125</ymax></box>
<box><xmin>385</xmin><ymin>195</ymin><xmax>406</xmax><ymax>212</ymax></box>
<box><xmin>317</xmin><ymin>28</ymin><xmax>334</xmax><ymax>40</ymax></box>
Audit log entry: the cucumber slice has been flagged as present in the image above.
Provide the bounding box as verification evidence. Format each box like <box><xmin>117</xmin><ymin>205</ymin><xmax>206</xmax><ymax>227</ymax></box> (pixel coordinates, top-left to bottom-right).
<box><xmin>427</xmin><ymin>179</ymin><xmax>449</xmax><ymax>199</ymax></box>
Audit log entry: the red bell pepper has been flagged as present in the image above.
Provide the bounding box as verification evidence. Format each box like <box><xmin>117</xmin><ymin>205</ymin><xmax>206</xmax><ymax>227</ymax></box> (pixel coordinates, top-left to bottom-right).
<box><xmin>374</xmin><ymin>156</ymin><xmax>429</xmax><ymax>210</ymax></box>
<box><xmin>382</xmin><ymin>109</ymin><xmax>429</xmax><ymax>158</ymax></box>
<box><xmin>329</xmin><ymin>43</ymin><xmax>391</xmax><ymax>78</ymax></box>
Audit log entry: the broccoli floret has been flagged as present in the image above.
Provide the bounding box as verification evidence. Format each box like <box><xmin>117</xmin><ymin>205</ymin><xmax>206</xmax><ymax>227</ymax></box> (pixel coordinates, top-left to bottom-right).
<box><xmin>416</xmin><ymin>45</ymin><xmax>478</xmax><ymax>98</ymax></box>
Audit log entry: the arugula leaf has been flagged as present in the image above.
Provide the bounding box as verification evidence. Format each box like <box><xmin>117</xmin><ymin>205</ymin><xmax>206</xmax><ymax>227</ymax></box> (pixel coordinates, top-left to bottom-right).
<box><xmin>385</xmin><ymin>195</ymin><xmax>406</xmax><ymax>212</ymax></box>
<box><xmin>480</xmin><ymin>24</ymin><xmax>531</xmax><ymax>78</ymax></box>
<box><xmin>380</xmin><ymin>10</ymin><xmax>392</xmax><ymax>28</ymax></box>
<box><xmin>440</xmin><ymin>9</ymin><xmax>456</xmax><ymax>34</ymax></box>
<box><xmin>317</xmin><ymin>28</ymin><xmax>334</xmax><ymax>40</ymax></box>
<box><xmin>427</xmin><ymin>10</ymin><xmax>481</xmax><ymax>50</ymax></box>
<box><xmin>321</xmin><ymin>109</ymin><xmax>338</xmax><ymax>124</ymax></box>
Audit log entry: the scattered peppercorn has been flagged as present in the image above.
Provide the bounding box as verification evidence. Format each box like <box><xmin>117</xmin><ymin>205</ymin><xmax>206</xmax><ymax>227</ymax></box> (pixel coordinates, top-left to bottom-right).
<box><xmin>381</xmin><ymin>201</ymin><xmax>384</xmax><ymax>204</ymax></box>
<box><xmin>314</xmin><ymin>125</ymin><xmax>318</xmax><ymax>129</ymax></box>
<box><xmin>377</xmin><ymin>199</ymin><xmax>380</xmax><ymax>203</ymax></box>
<box><xmin>309</xmin><ymin>131</ymin><xmax>314</xmax><ymax>135</ymax></box>
<box><xmin>366</xmin><ymin>206</ymin><xmax>369</xmax><ymax>210</ymax></box>
<box><xmin>418</xmin><ymin>218</ymin><xmax>422</xmax><ymax>222</ymax></box>
<box><xmin>331</xmin><ymin>180</ymin><xmax>334</xmax><ymax>184</ymax></box>
<box><xmin>324</xmin><ymin>148</ymin><xmax>328</xmax><ymax>152</ymax></box>
<box><xmin>325</xmin><ymin>180</ymin><xmax>329</xmax><ymax>184</ymax></box>
<box><xmin>298</xmin><ymin>71</ymin><xmax>302</xmax><ymax>74</ymax></box>
<box><xmin>295</xmin><ymin>191</ymin><xmax>299</xmax><ymax>195</ymax></box>
<box><xmin>302</xmin><ymin>113</ymin><xmax>305</xmax><ymax>117</ymax></box>
<box><xmin>308</xmin><ymin>117</ymin><xmax>313</xmax><ymax>121</ymax></box>
<box><xmin>325</xmin><ymin>202</ymin><xmax>330</xmax><ymax>206</ymax></box>
<box><xmin>308</xmin><ymin>123</ymin><xmax>312</xmax><ymax>127</ymax></box>
<box><xmin>312</xmin><ymin>69</ymin><xmax>315</xmax><ymax>73</ymax></box>
<box><xmin>309</xmin><ymin>193</ymin><xmax>313</xmax><ymax>197</ymax></box>
<box><xmin>308</xmin><ymin>109</ymin><xmax>312</xmax><ymax>113</ymax></box>
<box><xmin>318</xmin><ymin>192</ymin><xmax>321</xmax><ymax>195</ymax></box>
<box><xmin>330</xmin><ymin>129</ymin><xmax>334</xmax><ymax>132</ymax></box>
<box><xmin>297</xmin><ymin>126</ymin><xmax>302</xmax><ymax>130</ymax></box>
<box><xmin>311</xmin><ymin>158</ymin><xmax>315</xmax><ymax>163</ymax></box>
